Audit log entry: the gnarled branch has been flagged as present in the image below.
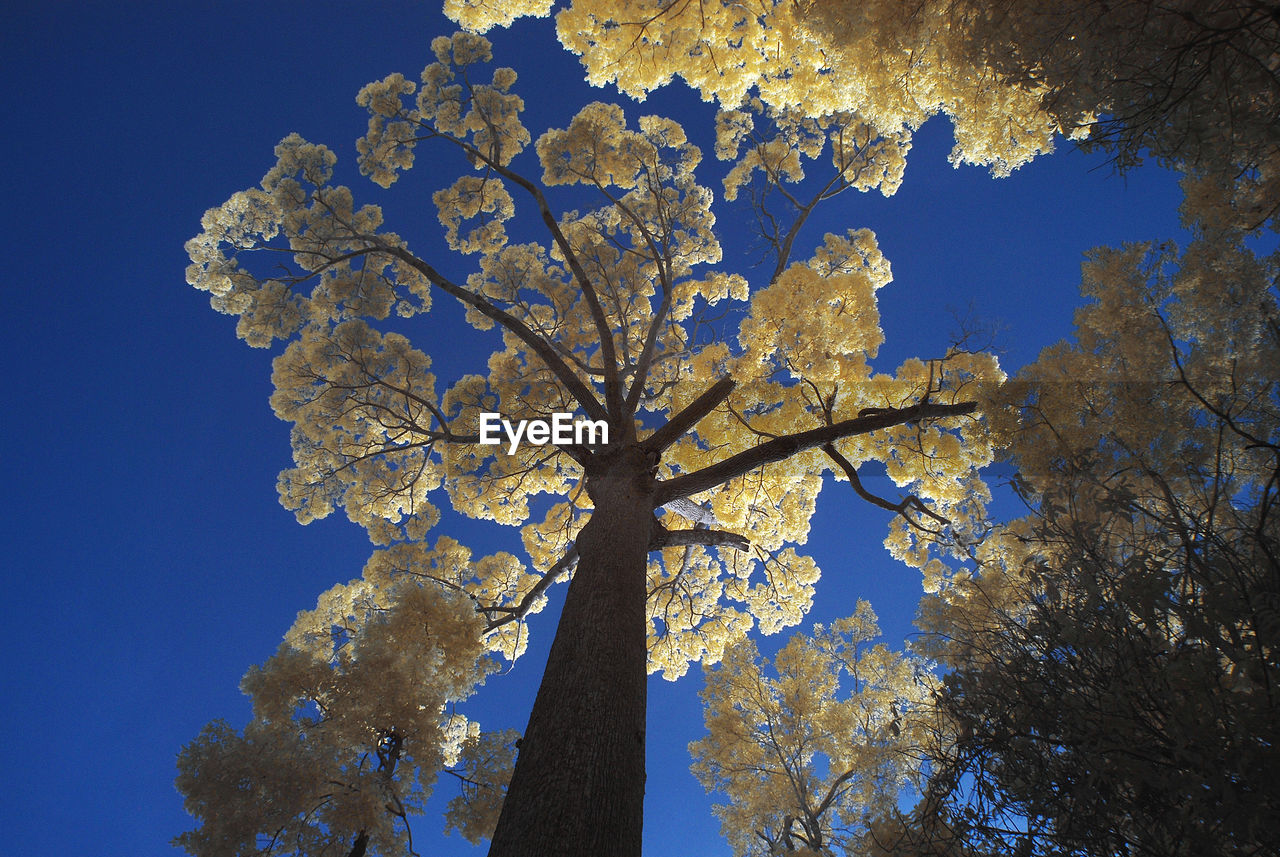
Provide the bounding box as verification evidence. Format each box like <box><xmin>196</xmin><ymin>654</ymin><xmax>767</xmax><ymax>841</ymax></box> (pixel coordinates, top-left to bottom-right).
<box><xmin>823</xmin><ymin>443</ymin><xmax>950</xmax><ymax>531</ymax></box>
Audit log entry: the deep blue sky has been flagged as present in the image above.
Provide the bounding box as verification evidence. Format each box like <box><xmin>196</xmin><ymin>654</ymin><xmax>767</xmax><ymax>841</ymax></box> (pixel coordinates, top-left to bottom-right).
<box><xmin>1</xmin><ymin>3</ymin><xmax>1186</xmax><ymax>855</ymax></box>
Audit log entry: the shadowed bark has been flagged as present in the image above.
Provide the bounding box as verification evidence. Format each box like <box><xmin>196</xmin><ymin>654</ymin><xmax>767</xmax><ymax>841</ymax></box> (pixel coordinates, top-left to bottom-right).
<box><xmin>488</xmin><ymin>446</ymin><xmax>653</xmax><ymax>857</ymax></box>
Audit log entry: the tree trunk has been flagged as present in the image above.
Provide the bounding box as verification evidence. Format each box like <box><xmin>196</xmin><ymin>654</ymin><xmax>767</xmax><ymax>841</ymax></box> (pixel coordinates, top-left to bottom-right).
<box><xmin>488</xmin><ymin>448</ymin><xmax>652</xmax><ymax>857</ymax></box>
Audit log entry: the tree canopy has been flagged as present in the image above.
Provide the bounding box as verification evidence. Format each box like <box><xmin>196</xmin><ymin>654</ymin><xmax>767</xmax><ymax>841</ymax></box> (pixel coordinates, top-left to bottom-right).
<box><xmin>674</xmin><ymin>163</ymin><xmax>1279</xmax><ymax>857</ymax></box>
<box><xmin>690</xmin><ymin>600</ymin><xmax>936</xmax><ymax>856</ymax></box>
<box><xmin>451</xmin><ymin>0</ymin><xmax>1280</xmax><ymax>228</ymax></box>
<box><xmin>448</xmin><ymin>0</ymin><xmax>1070</xmax><ymax>177</ymax></box>
<box><xmin>176</xmin><ymin>24</ymin><xmax>998</xmax><ymax>857</ymax></box>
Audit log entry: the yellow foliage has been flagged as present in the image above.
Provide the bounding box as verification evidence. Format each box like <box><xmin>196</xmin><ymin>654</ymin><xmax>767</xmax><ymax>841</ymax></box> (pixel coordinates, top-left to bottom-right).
<box><xmin>690</xmin><ymin>601</ymin><xmax>934</xmax><ymax>856</ymax></box>
<box><xmin>447</xmin><ymin>0</ymin><xmax>1063</xmax><ymax>176</ymax></box>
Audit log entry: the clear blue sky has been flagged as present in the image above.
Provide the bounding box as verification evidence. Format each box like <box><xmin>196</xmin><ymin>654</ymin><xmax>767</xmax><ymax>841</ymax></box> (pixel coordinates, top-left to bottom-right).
<box><xmin>1</xmin><ymin>2</ymin><xmax>1186</xmax><ymax>855</ymax></box>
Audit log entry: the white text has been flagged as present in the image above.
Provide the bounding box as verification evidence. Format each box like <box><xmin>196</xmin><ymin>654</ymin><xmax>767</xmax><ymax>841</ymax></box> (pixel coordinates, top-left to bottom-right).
<box><xmin>478</xmin><ymin>413</ymin><xmax>609</xmax><ymax>454</ymax></box>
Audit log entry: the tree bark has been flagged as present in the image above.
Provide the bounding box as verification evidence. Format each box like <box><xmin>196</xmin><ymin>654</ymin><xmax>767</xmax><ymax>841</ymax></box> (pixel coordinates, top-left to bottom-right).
<box><xmin>488</xmin><ymin>447</ymin><xmax>653</xmax><ymax>857</ymax></box>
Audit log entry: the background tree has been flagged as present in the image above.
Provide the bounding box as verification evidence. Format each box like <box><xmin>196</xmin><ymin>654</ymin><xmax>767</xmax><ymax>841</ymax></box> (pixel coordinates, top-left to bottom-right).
<box><xmin>174</xmin><ymin>584</ymin><xmax>504</xmax><ymax>856</ymax></box>
<box><xmin>690</xmin><ymin>601</ymin><xmax>936</xmax><ymax>857</ymax></box>
<box><xmin>177</xmin><ymin>29</ymin><xmax>1000</xmax><ymax>857</ymax></box>
<box><xmin>708</xmin><ymin>190</ymin><xmax>1280</xmax><ymax>857</ymax></box>
<box><xmin>897</xmin><ymin>204</ymin><xmax>1280</xmax><ymax>856</ymax></box>
<box><xmin>939</xmin><ymin>1</ymin><xmax>1280</xmax><ymax>179</ymax></box>
<box><xmin>921</xmin><ymin>0</ymin><xmax>1280</xmax><ymax>243</ymax></box>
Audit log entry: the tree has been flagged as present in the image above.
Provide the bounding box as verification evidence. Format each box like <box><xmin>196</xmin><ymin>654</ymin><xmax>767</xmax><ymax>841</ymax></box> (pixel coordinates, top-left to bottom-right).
<box><xmin>701</xmin><ymin>195</ymin><xmax>1280</xmax><ymax>857</ymax></box>
<box><xmin>177</xmin><ymin>29</ymin><xmax>999</xmax><ymax>857</ymax></box>
<box><xmin>934</xmin><ymin>0</ymin><xmax>1280</xmax><ymax>235</ymax></box>
<box><xmin>420</xmin><ymin>4</ymin><xmax>1280</xmax><ymax>854</ymax></box>
<box><xmin>174</xmin><ymin>585</ymin><xmax>505</xmax><ymax>856</ymax></box>
<box><xmin>900</xmin><ymin>207</ymin><xmax>1280</xmax><ymax>856</ymax></box>
<box><xmin>690</xmin><ymin>601</ymin><xmax>936</xmax><ymax>857</ymax></box>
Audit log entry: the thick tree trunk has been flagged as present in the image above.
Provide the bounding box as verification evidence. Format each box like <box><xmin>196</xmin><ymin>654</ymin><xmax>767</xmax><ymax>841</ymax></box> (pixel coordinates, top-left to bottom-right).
<box><xmin>488</xmin><ymin>448</ymin><xmax>653</xmax><ymax>857</ymax></box>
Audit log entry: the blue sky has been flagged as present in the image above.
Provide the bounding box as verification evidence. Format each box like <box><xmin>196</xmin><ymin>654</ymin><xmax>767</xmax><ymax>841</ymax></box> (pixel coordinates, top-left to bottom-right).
<box><xmin>1</xmin><ymin>2</ymin><xmax>1187</xmax><ymax>855</ymax></box>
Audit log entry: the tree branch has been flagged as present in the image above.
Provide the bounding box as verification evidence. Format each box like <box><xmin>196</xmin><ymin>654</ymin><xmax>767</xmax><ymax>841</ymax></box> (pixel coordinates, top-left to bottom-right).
<box><xmin>822</xmin><ymin>443</ymin><xmax>950</xmax><ymax>530</ymax></box>
<box><xmin>570</xmin><ymin>169</ymin><xmax>678</xmax><ymax>421</ymax></box>
<box><xmin>653</xmin><ymin>400</ymin><xmax>977</xmax><ymax>506</ymax></box>
<box><xmin>641</xmin><ymin>377</ymin><xmax>736</xmax><ymax>454</ymax></box>
<box><xmin>651</xmin><ymin>526</ymin><xmax>750</xmax><ymax>552</ymax></box>
<box><xmin>428</xmin><ymin>121</ymin><xmax>626</xmax><ymax>423</ymax></box>
<box><xmin>814</xmin><ymin>767</ymin><xmax>858</xmax><ymax>818</ymax></box>
<box><xmin>345</xmin><ymin>830</ymin><xmax>368</xmax><ymax>857</ymax></box>
<box><xmin>484</xmin><ymin>546</ymin><xmax>579</xmax><ymax>632</ymax></box>
<box><xmin>377</xmin><ymin>243</ymin><xmax>609</xmax><ymax>425</ymax></box>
